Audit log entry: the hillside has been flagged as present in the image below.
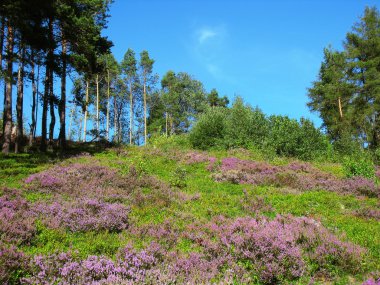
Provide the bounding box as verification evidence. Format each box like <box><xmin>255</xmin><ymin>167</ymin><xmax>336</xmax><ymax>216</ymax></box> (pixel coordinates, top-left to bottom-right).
<box><xmin>1</xmin><ymin>138</ymin><xmax>379</xmax><ymax>284</ymax></box>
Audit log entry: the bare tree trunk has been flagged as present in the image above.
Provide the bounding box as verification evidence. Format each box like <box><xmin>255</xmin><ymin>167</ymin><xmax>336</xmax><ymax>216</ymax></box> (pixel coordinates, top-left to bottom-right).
<box><xmin>41</xmin><ymin>18</ymin><xmax>54</xmax><ymax>152</ymax></box>
<box><xmin>106</xmin><ymin>70</ymin><xmax>110</xmax><ymax>141</ymax></box>
<box><xmin>2</xmin><ymin>22</ymin><xmax>13</xmax><ymax>155</ymax></box>
<box><xmin>40</xmin><ymin>66</ymin><xmax>49</xmax><ymax>151</ymax></box>
<box><xmin>48</xmin><ymin>67</ymin><xmax>55</xmax><ymax>148</ymax></box>
<box><xmin>96</xmin><ymin>74</ymin><xmax>99</xmax><ymax>139</ymax></box>
<box><xmin>143</xmin><ymin>74</ymin><xmax>147</xmax><ymax>145</ymax></box>
<box><xmin>0</xmin><ymin>19</ymin><xmax>5</xmax><ymax>134</ymax></box>
<box><xmin>118</xmin><ymin>103</ymin><xmax>122</xmax><ymax>143</ymax></box>
<box><xmin>0</xmin><ymin>17</ymin><xmax>4</xmax><ymax>70</ymax></box>
<box><xmin>129</xmin><ymin>81</ymin><xmax>133</xmax><ymax>145</ymax></box>
<box><xmin>59</xmin><ymin>32</ymin><xmax>67</xmax><ymax>149</ymax></box>
<box><xmin>165</xmin><ymin>112</ymin><xmax>168</xmax><ymax>137</ymax></box>
<box><xmin>83</xmin><ymin>80</ymin><xmax>89</xmax><ymax>142</ymax></box>
<box><xmin>338</xmin><ymin>96</ymin><xmax>343</xmax><ymax>119</ymax></box>
<box><xmin>34</xmin><ymin>64</ymin><xmax>39</xmax><ymax>140</ymax></box>
<box><xmin>113</xmin><ymin>95</ymin><xmax>117</xmax><ymax>142</ymax></box>
<box><xmin>68</xmin><ymin>106</ymin><xmax>74</xmax><ymax>141</ymax></box>
<box><xmin>29</xmin><ymin>52</ymin><xmax>36</xmax><ymax>146</ymax></box>
<box><xmin>15</xmin><ymin>45</ymin><xmax>25</xmax><ymax>153</ymax></box>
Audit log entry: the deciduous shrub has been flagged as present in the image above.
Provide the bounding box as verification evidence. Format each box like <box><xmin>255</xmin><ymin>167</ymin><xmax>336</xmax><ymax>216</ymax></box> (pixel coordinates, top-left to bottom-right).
<box><xmin>189</xmin><ymin>106</ymin><xmax>228</xmax><ymax>150</ymax></box>
<box><xmin>343</xmin><ymin>156</ymin><xmax>375</xmax><ymax>179</ymax></box>
<box><xmin>189</xmin><ymin>97</ymin><xmax>329</xmax><ymax>160</ymax></box>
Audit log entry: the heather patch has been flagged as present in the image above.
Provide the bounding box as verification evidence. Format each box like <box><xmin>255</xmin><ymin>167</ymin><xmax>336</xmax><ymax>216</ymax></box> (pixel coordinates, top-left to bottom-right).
<box><xmin>0</xmin><ymin>242</ymin><xmax>29</xmax><ymax>284</ymax></box>
<box><xmin>212</xmin><ymin>157</ymin><xmax>380</xmax><ymax>198</ymax></box>
<box><xmin>363</xmin><ymin>278</ymin><xmax>380</xmax><ymax>285</ymax></box>
<box><xmin>185</xmin><ymin>215</ymin><xmax>365</xmax><ymax>283</ymax></box>
<box><xmin>24</xmin><ymin>162</ymin><xmax>170</xmax><ymax>202</ymax></box>
<box><xmin>0</xmin><ymin>189</ymin><xmax>37</xmax><ymax>245</ymax></box>
<box><xmin>20</xmin><ymin>214</ymin><xmax>366</xmax><ymax>284</ymax></box>
<box><xmin>34</xmin><ymin>199</ymin><xmax>130</xmax><ymax>233</ymax></box>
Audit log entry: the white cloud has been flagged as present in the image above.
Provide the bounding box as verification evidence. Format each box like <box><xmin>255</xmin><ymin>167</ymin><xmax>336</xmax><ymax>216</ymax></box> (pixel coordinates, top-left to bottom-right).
<box><xmin>198</xmin><ymin>28</ymin><xmax>217</xmax><ymax>44</ymax></box>
<box><xmin>188</xmin><ymin>25</ymin><xmax>233</xmax><ymax>81</ymax></box>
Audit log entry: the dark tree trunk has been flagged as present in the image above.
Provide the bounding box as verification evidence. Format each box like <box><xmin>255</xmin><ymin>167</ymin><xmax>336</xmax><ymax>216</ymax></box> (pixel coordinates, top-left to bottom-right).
<box><xmin>0</xmin><ymin>17</ymin><xmax>4</xmax><ymax>68</ymax></box>
<box><xmin>113</xmin><ymin>95</ymin><xmax>117</xmax><ymax>142</ymax></box>
<box><xmin>58</xmin><ymin>32</ymin><xmax>67</xmax><ymax>149</ymax></box>
<box><xmin>48</xmin><ymin>67</ymin><xmax>55</xmax><ymax>147</ymax></box>
<box><xmin>15</xmin><ymin>45</ymin><xmax>25</xmax><ymax>153</ymax></box>
<box><xmin>2</xmin><ymin>23</ymin><xmax>13</xmax><ymax>155</ymax></box>
<box><xmin>34</xmin><ymin>64</ymin><xmax>40</xmax><ymax>140</ymax></box>
<box><xmin>40</xmin><ymin>66</ymin><xmax>49</xmax><ymax>152</ymax></box>
<box><xmin>1</xmin><ymin>19</ymin><xmax>6</xmax><ymax>136</ymax></box>
<box><xmin>42</xmin><ymin>17</ymin><xmax>54</xmax><ymax>151</ymax></box>
<box><xmin>29</xmin><ymin>51</ymin><xmax>37</xmax><ymax>146</ymax></box>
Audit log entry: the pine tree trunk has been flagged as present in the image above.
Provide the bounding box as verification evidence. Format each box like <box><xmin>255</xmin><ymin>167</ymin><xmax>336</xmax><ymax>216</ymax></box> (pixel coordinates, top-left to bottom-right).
<box><xmin>48</xmin><ymin>67</ymin><xmax>55</xmax><ymax>148</ymax></box>
<box><xmin>113</xmin><ymin>95</ymin><xmax>117</xmax><ymax>142</ymax></box>
<box><xmin>41</xmin><ymin>18</ymin><xmax>54</xmax><ymax>152</ymax></box>
<box><xmin>143</xmin><ymin>74</ymin><xmax>147</xmax><ymax>145</ymax></box>
<box><xmin>83</xmin><ymin>80</ymin><xmax>89</xmax><ymax>142</ymax></box>
<box><xmin>2</xmin><ymin>22</ymin><xmax>13</xmax><ymax>155</ymax></box>
<box><xmin>68</xmin><ymin>107</ymin><xmax>74</xmax><ymax>141</ymax></box>
<box><xmin>0</xmin><ymin>19</ymin><xmax>4</xmax><ymax>132</ymax></box>
<box><xmin>0</xmin><ymin>17</ymin><xmax>4</xmax><ymax>70</ymax></box>
<box><xmin>96</xmin><ymin>74</ymin><xmax>99</xmax><ymax>139</ymax></box>
<box><xmin>15</xmin><ymin>46</ymin><xmax>25</xmax><ymax>153</ymax></box>
<box><xmin>34</xmin><ymin>64</ymin><xmax>40</xmax><ymax>140</ymax></box>
<box><xmin>40</xmin><ymin>66</ymin><xmax>49</xmax><ymax>152</ymax></box>
<box><xmin>165</xmin><ymin>112</ymin><xmax>168</xmax><ymax>137</ymax></box>
<box><xmin>129</xmin><ymin>81</ymin><xmax>133</xmax><ymax>145</ymax></box>
<box><xmin>59</xmin><ymin>33</ymin><xmax>67</xmax><ymax>149</ymax></box>
<box><xmin>29</xmin><ymin>52</ymin><xmax>36</xmax><ymax>146</ymax></box>
<box><xmin>106</xmin><ymin>70</ymin><xmax>110</xmax><ymax>141</ymax></box>
<box><xmin>338</xmin><ymin>97</ymin><xmax>343</xmax><ymax>119</ymax></box>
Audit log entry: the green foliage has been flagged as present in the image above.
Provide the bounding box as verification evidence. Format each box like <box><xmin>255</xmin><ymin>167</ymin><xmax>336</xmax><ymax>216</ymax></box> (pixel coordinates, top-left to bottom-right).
<box><xmin>189</xmin><ymin>107</ymin><xmax>228</xmax><ymax>150</ymax></box>
<box><xmin>308</xmin><ymin>7</ymin><xmax>380</xmax><ymax>149</ymax></box>
<box><xmin>343</xmin><ymin>156</ymin><xmax>375</xmax><ymax>179</ymax></box>
<box><xmin>267</xmin><ymin>116</ymin><xmax>328</xmax><ymax>160</ymax></box>
<box><xmin>189</xmin><ymin>97</ymin><xmax>328</xmax><ymax>161</ymax></box>
<box><xmin>170</xmin><ymin>166</ymin><xmax>187</xmax><ymax>188</ymax></box>
<box><xmin>224</xmin><ymin>98</ymin><xmax>268</xmax><ymax>149</ymax></box>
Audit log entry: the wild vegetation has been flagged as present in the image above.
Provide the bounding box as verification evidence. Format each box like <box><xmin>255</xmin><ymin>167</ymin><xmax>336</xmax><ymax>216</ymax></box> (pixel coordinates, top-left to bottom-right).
<box><xmin>0</xmin><ymin>139</ymin><xmax>379</xmax><ymax>284</ymax></box>
<box><xmin>0</xmin><ymin>2</ymin><xmax>380</xmax><ymax>285</ymax></box>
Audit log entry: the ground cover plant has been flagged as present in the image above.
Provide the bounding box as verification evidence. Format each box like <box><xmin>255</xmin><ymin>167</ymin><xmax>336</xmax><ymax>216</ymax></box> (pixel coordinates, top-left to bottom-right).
<box><xmin>0</xmin><ymin>141</ymin><xmax>379</xmax><ymax>284</ymax></box>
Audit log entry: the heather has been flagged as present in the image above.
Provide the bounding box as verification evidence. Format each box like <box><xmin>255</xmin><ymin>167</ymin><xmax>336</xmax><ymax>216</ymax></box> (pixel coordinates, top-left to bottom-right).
<box><xmin>212</xmin><ymin>157</ymin><xmax>380</xmax><ymax>198</ymax></box>
<box><xmin>0</xmin><ymin>142</ymin><xmax>379</xmax><ymax>284</ymax></box>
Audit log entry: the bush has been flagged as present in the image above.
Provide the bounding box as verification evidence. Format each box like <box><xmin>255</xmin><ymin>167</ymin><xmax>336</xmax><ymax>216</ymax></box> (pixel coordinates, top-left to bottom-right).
<box><xmin>224</xmin><ymin>98</ymin><xmax>268</xmax><ymax>148</ymax></box>
<box><xmin>189</xmin><ymin>97</ymin><xmax>329</xmax><ymax>161</ymax></box>
<box><xmin>189</xmin><ymin>107</ymin><xmax>228</xmax><ymax>150</ymax></box>
<box><xmin>266</xmin><ymin>116</ymin><xmax>328</xmax><ymax>160</ymax></box>
<box><xmin>343</xmin><ymin>156</ymin><xmax>375</xmax><ymax>179</ymax></box>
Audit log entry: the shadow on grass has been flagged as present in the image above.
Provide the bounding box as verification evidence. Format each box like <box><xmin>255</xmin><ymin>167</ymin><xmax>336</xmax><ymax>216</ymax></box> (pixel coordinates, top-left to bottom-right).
<box><xmin>0</xmin><ymin>141</ymin><xmax>118</xmax><ymax>187</ymax></box>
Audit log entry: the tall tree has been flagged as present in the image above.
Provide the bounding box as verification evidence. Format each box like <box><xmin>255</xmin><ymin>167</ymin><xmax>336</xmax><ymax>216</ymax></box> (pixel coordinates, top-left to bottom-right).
<box><xmin>139</xmin><ymin>50</ymin><xmax>154</xmax><ymax>145</ymax></box>
<box><xmin>308</xmin><ymin>6</ymin><xmax>380</xmax><ymax>149</ymax></box>
<box><xmin>121</xmin><ymin>48</ymin><xmax>137</xmax><ymax>144</ymax></box>
<box><xmin>15</xmin><ymin>43</ymin><xmax>25</xmax><ymax>153</ymax></box>
<box><xmin>2</xmin><ymin>20</ymin><xmax>13</xmax><ymax>154</ymax></box>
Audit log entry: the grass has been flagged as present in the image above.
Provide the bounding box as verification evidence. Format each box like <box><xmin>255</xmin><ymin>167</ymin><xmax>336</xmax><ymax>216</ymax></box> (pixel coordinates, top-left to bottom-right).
<box><xmin>1</xmin><ymin>141</ymin><xmax>379</xmax><ymax>284</ymax></box>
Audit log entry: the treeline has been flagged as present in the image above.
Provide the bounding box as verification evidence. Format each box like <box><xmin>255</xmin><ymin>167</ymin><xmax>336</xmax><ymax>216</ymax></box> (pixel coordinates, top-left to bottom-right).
<box><xmin>308</xmin><ymin>6</ymin><xmax>380</xmax><ymax>152</ymax></box>
<box><xmin>0</xmin><ymin>0</ymin><xmax>229</xmax><ymax>153</ymax></box>
<box><xmin>70</xmin><ymin>51</ymin><xmax>229</xmax><ymax>145</ymax></box>
<box><xmin>0</xmin><ymin>0</ymin><xmax>113</xmax><ymax>154</ymax></box>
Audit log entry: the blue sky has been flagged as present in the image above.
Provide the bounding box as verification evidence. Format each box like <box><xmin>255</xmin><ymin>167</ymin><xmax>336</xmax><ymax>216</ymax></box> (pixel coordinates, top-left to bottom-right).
<box><xmin>105</xmin><ymin>0</ymin><xmax>379</xmax><ymax>126</ymax></box>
